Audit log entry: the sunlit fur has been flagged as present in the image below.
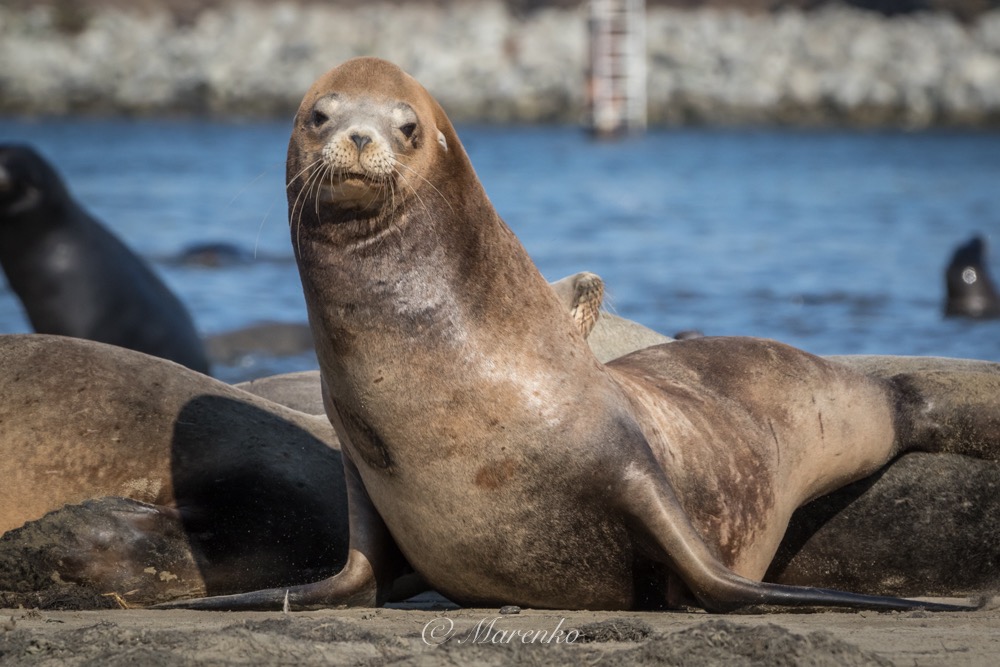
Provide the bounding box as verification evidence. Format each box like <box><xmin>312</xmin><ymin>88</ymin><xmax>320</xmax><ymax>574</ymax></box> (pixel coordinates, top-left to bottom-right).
<box><xmin>285</xmin><ymin>62</ymin><xmax>457</xmax><ymax>259</ymax></box>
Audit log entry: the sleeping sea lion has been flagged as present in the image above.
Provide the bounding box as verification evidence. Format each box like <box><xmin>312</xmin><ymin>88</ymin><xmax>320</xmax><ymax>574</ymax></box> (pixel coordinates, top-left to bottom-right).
<box><xmin>0</xmin><ymin>334</ymin><xmax>344</xmax><ymax>605</ymax></box>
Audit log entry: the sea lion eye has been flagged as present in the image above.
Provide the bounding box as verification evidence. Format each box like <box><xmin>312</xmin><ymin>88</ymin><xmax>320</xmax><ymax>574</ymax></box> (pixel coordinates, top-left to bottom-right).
<box><xmin>311</xmin><ymin>110</ymin><xmax>329</xmax><ymax>126</ymax></box>
<box><xmin>399</xmin><ymin>123</ymin><xmax>417</xmax><ymax>139</ymax></box>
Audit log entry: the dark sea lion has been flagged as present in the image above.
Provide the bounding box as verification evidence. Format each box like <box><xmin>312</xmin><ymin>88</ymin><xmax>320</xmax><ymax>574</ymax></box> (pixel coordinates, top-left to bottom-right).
<box><xmin>944</xmin><ymin>234</ymin><xmax>1000</xmax><ymax>319</ymax></box>
<box><xmin>0</xmin><ymin>334</ymin><xmax>346</xmax><ymax>605</ymax></box>
<box><xmin>161</xmin><ymin>58</ymin><xmax>1000</xmax><ymax>613</ymax></box>
<box><xmin>0</xmin><ymin>497</ymin><xmax>202</xmax><ymax>608</ymax></box>
<box><xmin>0</xmin><ymin>145</ymin><xmax>210</xmax><ymax>374</ymax></box>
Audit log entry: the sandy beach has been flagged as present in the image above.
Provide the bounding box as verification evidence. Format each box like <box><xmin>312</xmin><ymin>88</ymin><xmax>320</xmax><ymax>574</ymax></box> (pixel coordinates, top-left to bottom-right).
<box><xmin>2</xmin><ymin>594</ymin><xmax>998</xmax><ymax>665</ymax></box>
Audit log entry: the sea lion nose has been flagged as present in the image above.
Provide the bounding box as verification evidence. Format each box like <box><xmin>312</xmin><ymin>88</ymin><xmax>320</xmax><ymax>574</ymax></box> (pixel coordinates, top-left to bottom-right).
<box><xmin>351</xmin><ymin>133</ymin><xmax>372</xmax><ymax>151</ymax></box>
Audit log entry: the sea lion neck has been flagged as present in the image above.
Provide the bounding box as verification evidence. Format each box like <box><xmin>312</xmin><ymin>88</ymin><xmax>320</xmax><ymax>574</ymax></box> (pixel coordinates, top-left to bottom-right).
<box><xmin>294</xmin><ymin>177</ymin><xmax>566</xmax><ymax>358</ymax></box>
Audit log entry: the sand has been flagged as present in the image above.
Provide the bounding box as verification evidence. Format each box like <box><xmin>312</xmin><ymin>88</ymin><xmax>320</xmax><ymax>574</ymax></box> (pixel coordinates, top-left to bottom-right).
<box><xmin>2</xmin><ymin>594</ymin><xmax>998</xmax><ymax>666</ymax></box>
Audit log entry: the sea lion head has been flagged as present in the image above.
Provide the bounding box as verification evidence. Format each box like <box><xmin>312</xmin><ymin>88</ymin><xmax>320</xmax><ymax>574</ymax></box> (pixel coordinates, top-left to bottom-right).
<box><xmin>287</xmin><ymin>58</ymin><xmax>458</xmax><ymax>229</ymax></box>
<box><xmin>0</xmin><ymin>144</ymin><xmax>70</xmax><ymax>220</ymax></box>
<box><xmin>944</xmin><ymin>235</ymin><xmax>1000</xmax><ymax>318</ymax></box>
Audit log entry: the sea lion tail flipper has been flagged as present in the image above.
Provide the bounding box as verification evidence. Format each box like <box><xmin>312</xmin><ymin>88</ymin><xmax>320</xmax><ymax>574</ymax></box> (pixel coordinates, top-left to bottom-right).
<box><xmin>621</xmin><ymin>465</ymin><xmax>974</xmax><ymax>613</ymax></box>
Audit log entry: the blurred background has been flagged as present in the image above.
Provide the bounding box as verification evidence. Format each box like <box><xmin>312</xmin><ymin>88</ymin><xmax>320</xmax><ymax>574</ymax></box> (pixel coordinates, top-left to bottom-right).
<box><xmin>1</xmin><ymin>0</ymin><xmax>998</xmax><ymax>380</ymax></box>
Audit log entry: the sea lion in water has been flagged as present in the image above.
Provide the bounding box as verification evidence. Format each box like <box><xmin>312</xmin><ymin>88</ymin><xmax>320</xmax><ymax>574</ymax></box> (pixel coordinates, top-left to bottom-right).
<box><xmin>944</xmin><ymin>235</ymin><xmax>1000</xmax><ymax>319</ymax></box>
<box><xmin>160</xmin><ymin>58</ymin><xmax>1000</xmax><ymax>613</ymax></box>
<box><xmin>0</xmin><ymin>145</ymin><xmax>210</xmax><ymax>374</ymax></box>
<box><xmin>0</xmin><ymin>334</ymin><xmax>346</xmax><ymax>605</ymax></box>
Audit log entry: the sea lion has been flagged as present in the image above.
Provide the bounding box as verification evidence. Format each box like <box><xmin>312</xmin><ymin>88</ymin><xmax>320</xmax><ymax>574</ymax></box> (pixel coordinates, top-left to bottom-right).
<box><xmin>575</xmin><ymin>286</ymin><xmax>1000</xmax><ymax>597</ymax></box>
<box><xmin>205</xmin><ymin>321</ymin><xmax>316</xmax><ymax>365</ymax></box>
<box><xmin>944</xmin><ymin>235</ymin><xmax>1000</xmax><ymax>319</ymax></box>
<box><xmin>0</xmin><ymin>334</ymin><xmax>347</xmax><ymax>605</ymax></box>
<box><xmin>770</xmin><ymin>450</ymin><xmax>1000</xmax><ymax>597</ymax></box>
<box><xmin>0</xmin><ymin>271</ymin><xmax>645</xmax><ymax>608</ymax></box>
<box><xmin>160</xmin><ymin>58</ymin><xmax>1000</xmax><ymax>613</ymax></box>
<box><xmin>4</xmin><ymin>338</ymin><xmax>999</xmax><ymax>608</ymax></box>
<box><xmin>235</xmin><ymin>369</ymin><xmax>326</xmax><ymax>416</ymax></box>
<box><xmin>0</xmin><ymin>145</ymin><xmax>210</xmax><ymax>374</ymax></box>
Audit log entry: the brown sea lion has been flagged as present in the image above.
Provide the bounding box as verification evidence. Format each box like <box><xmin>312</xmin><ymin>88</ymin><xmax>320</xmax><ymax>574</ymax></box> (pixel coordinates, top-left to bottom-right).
<box><xmin>549</xmin><ymin>271</ymin><xmax>605</xmax><ymax>339</ymax></box>
<box><xmin>0</xmin><ymin>334</ymin><xmax>348</xmax><ymax>605</ymax></box>
<box><xmin>234</xmin><ymin>369</ymin><xmax>327</xmax><ymax>416</ymax></box>
<box><xmin>159</xmin><ymin>58</ymin><xmax>1000</xmax><ymax>613</ymax></box>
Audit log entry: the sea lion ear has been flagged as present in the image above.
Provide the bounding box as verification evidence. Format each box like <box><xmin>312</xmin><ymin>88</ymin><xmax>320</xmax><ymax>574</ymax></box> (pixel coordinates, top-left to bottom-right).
<box><xmin>437</xmin><ymin>129</ymin><xmax>448</xmax><ymax>152</ymax></box>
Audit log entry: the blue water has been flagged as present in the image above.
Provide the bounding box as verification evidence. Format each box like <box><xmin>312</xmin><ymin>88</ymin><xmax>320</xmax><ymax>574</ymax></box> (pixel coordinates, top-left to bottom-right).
<box><xmin>2</xmin><ymin>118</ymin><xmax>999</xmax><ymax>381</ymax></box>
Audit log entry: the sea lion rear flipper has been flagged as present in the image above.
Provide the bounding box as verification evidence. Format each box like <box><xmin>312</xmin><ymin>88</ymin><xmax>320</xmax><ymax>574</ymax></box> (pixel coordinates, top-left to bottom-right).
<box><xmin>619</xmin><ymin>461</ymin><xmax>973</xmax><ymax>613</ymax></box>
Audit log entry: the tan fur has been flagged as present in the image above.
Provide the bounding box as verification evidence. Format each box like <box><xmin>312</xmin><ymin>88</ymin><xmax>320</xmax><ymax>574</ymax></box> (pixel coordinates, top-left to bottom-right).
<box><xmin>160</xmin><ymin>58</ymin><xmax>1000</xmax><ymax>614</ymax></box>
<box><xmin>0</xmin><ymin>336</ymin><xmax>339</xmax><ymax>534</ymax></box>
<box><xmin>0</xmin><ymin>334</ymin><xmax>351</xmax><ymax>602</ymax></box>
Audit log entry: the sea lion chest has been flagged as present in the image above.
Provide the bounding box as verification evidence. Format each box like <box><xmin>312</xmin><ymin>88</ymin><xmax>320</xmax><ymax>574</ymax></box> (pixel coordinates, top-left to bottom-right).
<box><xmin>326</xmin><ymin>346</ymin><xmax>644</xmax><ymax>609</ymax></box>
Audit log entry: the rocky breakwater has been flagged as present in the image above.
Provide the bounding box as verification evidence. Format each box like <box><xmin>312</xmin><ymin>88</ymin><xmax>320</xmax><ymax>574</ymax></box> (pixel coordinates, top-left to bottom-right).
<box><xmin>647</xmin><ymin>5</ymin><xmax>1000</xmax><ymax>126</ymax></box>
<box><xmin>0</xmin><ymin>1</ymin><xmax>999</xmax><ymax>126</ymax></box>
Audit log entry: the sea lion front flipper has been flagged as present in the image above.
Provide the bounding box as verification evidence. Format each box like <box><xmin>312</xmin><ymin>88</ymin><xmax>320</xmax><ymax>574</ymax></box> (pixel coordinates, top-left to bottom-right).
<box><xmin>154</xmin><ymin>453</ymin><xmax>400</xmax><ymax>611</ymax></box>
<box><xmin>549</xmin><ymin>272</ymin><xmax>605</xmax><ymax>339</ymax></box>
<box><xmin>618</xmin><ymin>461</ymin><xmax>973</xmax><ymax>613</ymax></box>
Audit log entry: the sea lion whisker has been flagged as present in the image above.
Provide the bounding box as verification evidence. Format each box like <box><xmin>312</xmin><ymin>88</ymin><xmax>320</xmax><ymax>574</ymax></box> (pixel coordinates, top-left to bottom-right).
<box><xmin>392</xmin><ymin>168</ymin><xmax>429</xmax><ymax>218</ymax></box>
<box><xmin>228</xmin><ymin>158</ymin><xmax>285</xmax><ymax>258</ymax></box>
<box><xmin>391</xmin><ymin>167</ymin><xmax>441</xmax><ymax>247</ymax></box>
<box><xmin>253</xmin><ymin>197</ymin><xmax>278</xmax><ymax>260</ymax></box>
<box><xmin>394</xmin><ymin>160</ymin><xmax>455</xmax><ymax>217</ymax></box>
<box><xmin>286</xmin><ymin>157</ymin><xmax>324</xmax><ymax>193</ymax></box>
<box><xmin>289</xmin><ymin>163</ymin><xmax>326</xmax><ymax>256</ymax></box>
<box><xmin>315</xmin><ymin>163</ymin><xmax>332</xmax><ymax>220</ymax></box>
<box><xmin>286</xmin><ymin>158</ymin><xmax>322</xmax><ymax>228</ymax></box>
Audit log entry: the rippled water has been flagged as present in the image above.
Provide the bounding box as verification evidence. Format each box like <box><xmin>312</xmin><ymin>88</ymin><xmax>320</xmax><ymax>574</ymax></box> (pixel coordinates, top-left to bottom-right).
<box><xmin>2</xmin><ymin>118</ymin><xmax>999</xmax><ymax>381</ymax></box>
